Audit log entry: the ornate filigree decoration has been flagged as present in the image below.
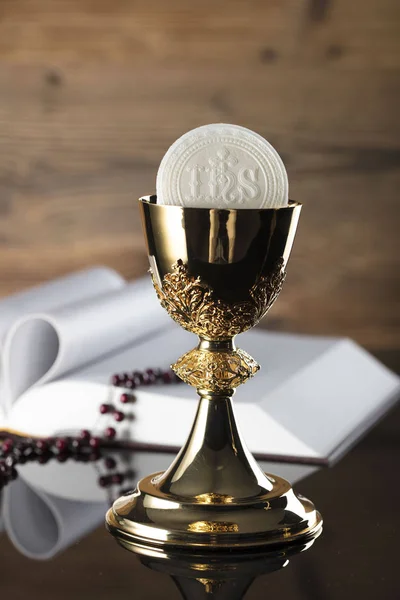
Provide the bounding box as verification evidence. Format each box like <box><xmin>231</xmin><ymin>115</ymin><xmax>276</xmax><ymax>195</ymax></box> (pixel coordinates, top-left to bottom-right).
<box><xmin>194</xmin><ymin>492</ymin><xmax>235</xmax><ymax>505</ymax></box>
<box><xmin>188</xmin><ymin>521</ymin><xmax>239</xmax><ymax>534</ymax></box>
<box><xmin>151</xmin><ymin>258</ymin><xmax>285</xmax><ymax>340</ymax></box>
<box><xmin>172</xmin><ymin>347</ymin><xmax>259</xmax><ymax>392</ymax></box>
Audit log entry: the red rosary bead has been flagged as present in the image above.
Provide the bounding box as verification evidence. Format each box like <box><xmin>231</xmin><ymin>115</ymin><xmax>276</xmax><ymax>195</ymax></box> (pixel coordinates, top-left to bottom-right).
<box><xmin>133</xmin><ymin>371</ymin><xmax>143</xmax><ymax>385</ymax></box>
<box><xmin>89</xmin><ymin>451</ymin><xmax>100</xmax><ymax>462</ymax></box>
<box><xmin>120</xmin><ymin>393</ymin><xmax>132</xmax><ymax>404</ymax></box>
<box><xmin>98</xmin><ymin>475</ymin><xmax>110</xmax><ymax>488</ymax></box>
<box><xmin>104</xmin><ymin>427</ymin><xmax>116</xmax><ymax>440</ymax></box>
<box><xmin>38</xmin><ymin>454</ymin><xmax>51</xmax><ymax>465</ymax></box>
<box><xmin>55</xmin><ymin>438</ymin><xmax>68</xmax><ymax>452</ymax></box>
<box><xmin>111</xmin><ymin>374</ymin><xmax>121</xmax><ymax>386</ymax></box>
<box><xmin>112</xmin><ymin>472</ymin><xmax>124</xmax><ymax>485</ymax></box>
<box><xmin>2</xmin><ymin>439</ymin><xmax>14</xmax><ymax>454</ymax></box>
<box><xmin>104</xmin><ymin>456</ymin><xmax>117</xmax><ymax>470</ymax></box>
<box><xmin>162</xmin><ymin>371</ymin><xmax>173</xmax><ymax>384</ymax></box>
<box><xmin>35</xmin><ymin>439</ymin><xmax>49</xmax><ymax>452</ymax></box>
<box><xmin>89</xmin><ymin>436</ymin><xmax>101</xmax><ymax>449</ymax></box>
<box><xmin>145</xmin><ymin>368</ymin><xmax>157</xmax><ymax>384</ymax></box>
<box><xmin>114</xmin><ymin>411</ymin><xmax>125</xmax><ymax>423</ymax></box>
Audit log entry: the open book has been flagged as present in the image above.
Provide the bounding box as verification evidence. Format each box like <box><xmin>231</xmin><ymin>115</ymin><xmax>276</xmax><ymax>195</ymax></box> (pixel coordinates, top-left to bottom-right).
<box><xmin>0</xmin><ymin>267</ymin><xmax>399</xmax><ymax>466</ymax></box>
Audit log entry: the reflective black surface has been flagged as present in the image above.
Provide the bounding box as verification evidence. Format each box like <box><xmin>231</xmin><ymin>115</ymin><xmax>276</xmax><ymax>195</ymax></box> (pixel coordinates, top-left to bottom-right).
<box><xmin>0</xmin><ymin>350</ymin><xmax>399</xmax><ymax>600</ymax></box>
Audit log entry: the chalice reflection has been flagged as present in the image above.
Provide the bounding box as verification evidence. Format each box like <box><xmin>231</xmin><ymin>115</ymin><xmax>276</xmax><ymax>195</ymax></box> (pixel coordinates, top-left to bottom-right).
<box><xmin>106</xmin><ymin>196</ymin><xmax>322</xmax><ymax>551</ymax></box>
<box><xmin>137</xmin><ymin>534</ymin><xmax>321</xmax><ymax>600</ymax></box>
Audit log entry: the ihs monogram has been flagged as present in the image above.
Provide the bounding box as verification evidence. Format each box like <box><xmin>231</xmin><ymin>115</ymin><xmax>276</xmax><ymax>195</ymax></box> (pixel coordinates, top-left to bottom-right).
<box><xmin>185</xmin><ymin>147</ymin><xmax>261</xmax><ymax>205</ymax></box>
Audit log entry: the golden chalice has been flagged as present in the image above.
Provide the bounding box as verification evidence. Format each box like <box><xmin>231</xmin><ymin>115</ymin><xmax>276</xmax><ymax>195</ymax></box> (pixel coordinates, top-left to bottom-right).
<box><xmin>106</xmin><ymin>196</ymin><xmax>322</xmax><ymax>552</ymax></box>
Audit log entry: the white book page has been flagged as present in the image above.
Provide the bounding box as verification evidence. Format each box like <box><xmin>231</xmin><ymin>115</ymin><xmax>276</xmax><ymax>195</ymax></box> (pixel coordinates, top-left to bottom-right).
<box><xmin>0</xmin><ymin>402</ymin><xmax>5</xmax><ymax>429</ymax></box>
<box><xmin>0</xmin><ymin>267</ymin><xmax>123</xmax><ymax>345</ymax></box>
<box><xmin>2</xmin><ymin>276</ymin><xmax>171</xmax><ymax>412</ymax></box>
<box><xmin>0</xmin><ymin>267</ymin><xmax>124</xmax><ymax>411</ymax></box>
<box><xmin>8</xmin><ymin>328</ymin><xmax>318</xmax><ymax>460</ymax></box>
<box><xmin>3</xmin><ymin>479</ymin><xmax>107</xmax><ymax>560</ymax></box>
<box><xmin>7</xmin><ymin>327</ymin><xmax>397</xmax><ymax>462</ymax></box>
<box><xmin>261</xmin><ymin>339</ymin><xmax>400</xmax><ymax>458</ymax></box>
<box><xmin>8</xmin><ymin>379</ymin><xmax>317</xmax><ymax>460</ymax></box>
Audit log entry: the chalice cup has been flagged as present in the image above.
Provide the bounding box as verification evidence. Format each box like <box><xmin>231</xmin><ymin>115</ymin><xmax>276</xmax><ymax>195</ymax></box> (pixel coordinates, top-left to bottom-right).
<box><xmin>106</xmin><ymin>196</ymin><xmax>322</xmax><ymax>552</ymax></box>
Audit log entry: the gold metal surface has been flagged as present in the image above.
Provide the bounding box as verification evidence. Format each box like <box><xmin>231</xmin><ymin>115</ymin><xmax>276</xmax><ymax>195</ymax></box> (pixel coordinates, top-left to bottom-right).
<box><xmin>187</xmin><ymin>521</ymin><xmax>239</xmax><ymax>533</ymax></box>
<box><xmin>196</xmin><ymin>578</ymin><xmax>220</xmax><ymax>594</ymax></box>
<box><xmin>135</xmin><ymin>534</ymin><xmax>321</xmax><ymax>599</ymax></box>
<box><xmin>172</xmin><ymin>342</ymin><xmax>259</xmax><ymax>392</ymax></box>
<box><xmin>106</xmin><ymin>195</ymin><xmax>322</xmax><ymax>552</ymax></box>
<box><xmin>151</xmin><ymin>257</ymin><xmax>286</xmax><ymax>340</ymax></box>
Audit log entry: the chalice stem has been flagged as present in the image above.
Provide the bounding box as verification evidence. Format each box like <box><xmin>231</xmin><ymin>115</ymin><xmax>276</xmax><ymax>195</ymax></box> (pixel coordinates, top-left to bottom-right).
<box><xmin>156</xmin><ymin>389</ymin><xmax>274</xmax><ymax>500</ymax></box>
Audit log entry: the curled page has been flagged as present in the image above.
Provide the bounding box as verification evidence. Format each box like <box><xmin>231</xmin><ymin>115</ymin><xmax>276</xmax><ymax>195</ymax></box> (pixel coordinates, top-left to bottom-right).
<box><xmin>2</xmin><ymin>277</ymin><xmax>172</xmax><ymax>411</ymax></box>
<box><xmin>0</xmin><ymin>267</ymin><xmax>124</xmax><ymax>345</ymax></box>
<box><xmin>3</xmin><ymin>478</ymin><xmax>107</xmax><ymax>560</ymax></box>
<box><xmin>0</xmin><ymin>267</ymin><xmax>124</xmax><ymax>412</ymax></box>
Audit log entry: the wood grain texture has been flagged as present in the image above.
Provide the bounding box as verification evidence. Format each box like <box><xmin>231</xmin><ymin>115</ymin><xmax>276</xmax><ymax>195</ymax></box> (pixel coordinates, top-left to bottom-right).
<box><xmin>0</xmin><ymin>0</ymin><xmax>399</xmax><ymax>348</ymax></box>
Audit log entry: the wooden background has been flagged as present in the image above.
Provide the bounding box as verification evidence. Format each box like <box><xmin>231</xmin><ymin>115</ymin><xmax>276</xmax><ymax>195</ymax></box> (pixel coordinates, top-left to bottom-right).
<box><xmin>0</xmin><ymin>0</ymin><xmax>399</xmax><ymax>349</ymax></box>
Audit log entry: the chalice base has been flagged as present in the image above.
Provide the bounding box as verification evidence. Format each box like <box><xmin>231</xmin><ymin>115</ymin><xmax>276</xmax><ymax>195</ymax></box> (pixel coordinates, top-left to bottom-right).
<box><xmin>106</xmin><ymin>472</ymin><xmax>322</xmax><ymax>552</ymax></box>
<box><xmin>106</xmin><ymin>394</ymin><xmax>322</xmax><ymax>552</ymax></box>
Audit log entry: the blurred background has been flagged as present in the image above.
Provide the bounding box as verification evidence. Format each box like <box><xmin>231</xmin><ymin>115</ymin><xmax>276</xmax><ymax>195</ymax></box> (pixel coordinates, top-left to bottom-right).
<box><xmin>0</xmin><ymin>0</ymin><xmax>399</xmax><ymax>351</ymax></box>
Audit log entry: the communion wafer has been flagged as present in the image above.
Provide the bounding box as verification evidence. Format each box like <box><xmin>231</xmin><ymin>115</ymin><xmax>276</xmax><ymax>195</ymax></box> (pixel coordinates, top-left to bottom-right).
<box><xmin>156</xmin><ymin>123</ymin><xmax>288</xmax><ymax>209</ymax></box>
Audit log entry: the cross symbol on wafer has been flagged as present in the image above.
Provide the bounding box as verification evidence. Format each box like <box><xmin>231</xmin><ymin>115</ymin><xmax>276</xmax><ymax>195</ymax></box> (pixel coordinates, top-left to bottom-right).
<box><xmin>156</xmin><ymin>124</ymin><xmax>289</xmax><ymax>209</ymax></box>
